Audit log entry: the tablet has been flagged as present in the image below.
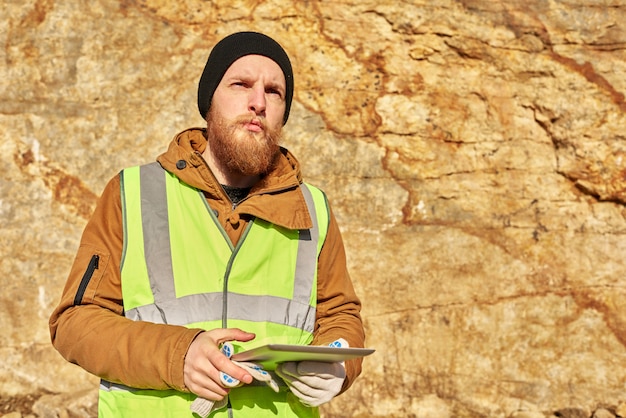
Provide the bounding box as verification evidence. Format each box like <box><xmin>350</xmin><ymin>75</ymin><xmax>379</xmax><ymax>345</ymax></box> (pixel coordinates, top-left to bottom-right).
<box><xmin>231</xmin><ymin>344</ymin><xmax>375</xmax><ymax>367</ymax></box>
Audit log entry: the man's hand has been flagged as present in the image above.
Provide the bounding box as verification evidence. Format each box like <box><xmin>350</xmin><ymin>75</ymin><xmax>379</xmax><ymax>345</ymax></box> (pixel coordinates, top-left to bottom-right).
<box><xmin>275</xmin><ymin>361</ymin><xmax>346</xmax><ymax>407</ymax></box>
<box><xmin>183</xmin><ymin>328</ymin><xmax>255</xmax><ymax>400</ymax></box>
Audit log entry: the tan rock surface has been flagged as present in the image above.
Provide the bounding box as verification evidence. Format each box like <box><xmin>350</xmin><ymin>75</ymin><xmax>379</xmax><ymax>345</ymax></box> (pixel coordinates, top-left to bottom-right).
<box><xmin>2</xmin><ymin>0</ymin><xmax>626</xmax><ymax>417</ymax></box>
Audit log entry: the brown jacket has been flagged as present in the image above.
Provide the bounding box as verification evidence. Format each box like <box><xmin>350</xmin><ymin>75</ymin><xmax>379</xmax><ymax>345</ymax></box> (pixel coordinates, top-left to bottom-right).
<box><xmin>49</xmin><ymin>128</ymin><xmax>364</xmax><ymax>394</ymax></box>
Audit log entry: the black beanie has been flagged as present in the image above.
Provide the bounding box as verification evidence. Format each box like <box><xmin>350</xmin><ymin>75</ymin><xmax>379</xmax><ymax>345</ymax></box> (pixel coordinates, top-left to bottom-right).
<box><xmin>197</xmin><ymin>31</ymin><xmax>294</xmax><ymax>125</ymax></box>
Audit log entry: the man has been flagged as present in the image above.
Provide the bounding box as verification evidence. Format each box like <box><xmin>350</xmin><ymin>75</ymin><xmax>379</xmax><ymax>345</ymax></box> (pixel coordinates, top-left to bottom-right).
<box><xmin>49</xmin><ymin>31</ymin><xmax>365</xmax><ymax>417</ymax></box>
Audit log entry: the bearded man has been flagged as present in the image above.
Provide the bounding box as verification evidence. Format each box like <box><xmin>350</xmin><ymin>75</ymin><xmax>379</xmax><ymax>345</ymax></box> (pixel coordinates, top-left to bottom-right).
<box><xmin>49</xmin><ymin>31</ymin><xmax>365</xmax><ymax>418</ymax></box>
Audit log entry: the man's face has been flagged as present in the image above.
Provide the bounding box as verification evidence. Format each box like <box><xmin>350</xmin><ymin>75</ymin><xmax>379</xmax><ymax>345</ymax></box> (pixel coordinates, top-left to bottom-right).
<box><xmin>206</xmin><ymin>54</ymin><xmax>287</xmax><ymax>176</ymax></box>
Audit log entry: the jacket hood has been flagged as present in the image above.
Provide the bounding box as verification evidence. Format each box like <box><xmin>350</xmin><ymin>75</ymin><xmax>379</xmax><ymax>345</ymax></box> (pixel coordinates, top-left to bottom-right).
<box><xmin>156</xmin><ymin>127</ymin><xmax>313</xmax><ymax>230</ymax></box>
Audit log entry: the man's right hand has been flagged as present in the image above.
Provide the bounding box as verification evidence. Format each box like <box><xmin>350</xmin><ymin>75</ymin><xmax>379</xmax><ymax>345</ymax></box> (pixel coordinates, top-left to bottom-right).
<box><xmin>183</xmin><ymin>328</ymin><xmax>256</xmax><ymax>400</ymax></box>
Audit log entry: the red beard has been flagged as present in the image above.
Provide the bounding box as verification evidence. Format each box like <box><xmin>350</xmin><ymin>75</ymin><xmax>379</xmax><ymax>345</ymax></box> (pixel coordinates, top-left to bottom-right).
<box><xmin>206</xmin><ymin>107</ymin><xmax>282</xmax><ymax>176</ymax></box>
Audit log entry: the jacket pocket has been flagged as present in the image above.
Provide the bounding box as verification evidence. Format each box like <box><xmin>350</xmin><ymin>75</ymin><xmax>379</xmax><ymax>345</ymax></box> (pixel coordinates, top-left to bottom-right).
<box><xmin>73</xmin><ymin>254</ymin><xmax>99</xmax><ymax>305</ymax></box>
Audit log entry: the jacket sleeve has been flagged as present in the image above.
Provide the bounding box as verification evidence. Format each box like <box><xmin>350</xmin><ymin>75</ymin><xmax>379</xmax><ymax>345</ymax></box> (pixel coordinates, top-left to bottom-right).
<box><xmin>311</xmin><ymin>202</ymin><xmax>365</xmax><ymax>393</ymax></box>
<box><xmin>48</xmin><ymin>174</ymin><xmax>203</xmax><ymax>391</ymax></box>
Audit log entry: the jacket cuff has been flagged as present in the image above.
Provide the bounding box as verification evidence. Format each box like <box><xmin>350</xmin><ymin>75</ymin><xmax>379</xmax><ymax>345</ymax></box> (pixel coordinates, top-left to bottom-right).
<box><xmin>169</xmin><ymin>328</ymin><xmax>206</xmax><ymax>392</ymax></box>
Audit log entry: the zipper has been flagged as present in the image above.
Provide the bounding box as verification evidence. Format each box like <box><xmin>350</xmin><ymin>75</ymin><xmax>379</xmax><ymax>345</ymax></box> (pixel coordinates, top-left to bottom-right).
<box><xmin>73</xmin><ymin>254</ymin><xmax>99</xmax><ymax>305</ymax></box>
<box><xmin>221</xmin><ymin>222</ymin><xmax>254</xmax><ymax>329</ymax></box>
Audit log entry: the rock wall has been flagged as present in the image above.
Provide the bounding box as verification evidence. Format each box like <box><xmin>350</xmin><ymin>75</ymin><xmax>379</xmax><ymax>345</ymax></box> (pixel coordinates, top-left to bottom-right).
<box><xmin>2</xmin><ymin>0</ymin><xmax>626</xmax><ymax>417</ymax></box>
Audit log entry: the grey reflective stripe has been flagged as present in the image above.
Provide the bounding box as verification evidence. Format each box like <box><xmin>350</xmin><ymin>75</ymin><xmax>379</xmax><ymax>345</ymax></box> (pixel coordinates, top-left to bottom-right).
<box><xmin>128</xmin><ymin>292</ymin><xmax>223</xmax><ymax>324</ymax></box>
<box><xmin>130</xmin><ymin>292</ymin><xmax>316</xmax><ymax>330</ymax></box>
<box><xmin>100</xmin><ymin>380</ymin><xmax>138</xmax><ymax>392</ymax></box>
<box><xmin>140</xmin><ymin>162</ymin><xmax>176</xmax><ymax>307</ymax></box>
<box><xmin>124</xmin><ymin>165</ymin><xmax>319</xmax><ymax>333</ymax></box>
<box><xmin>293</xmin><ymin>184</ymin><xmax>318</xmax><ymax>306</ymax></box>
<box><xmin>100</xmin><ymin>376</ymin><xmax>285</xmax><ymax>392</ymax></box>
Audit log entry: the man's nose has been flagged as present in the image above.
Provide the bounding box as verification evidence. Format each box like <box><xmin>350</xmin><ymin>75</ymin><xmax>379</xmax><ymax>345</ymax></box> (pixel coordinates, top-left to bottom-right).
<box><xmin>248</xmin><ymin>86</ymin><xmax>266</xmax><ymax>115</ymax></box>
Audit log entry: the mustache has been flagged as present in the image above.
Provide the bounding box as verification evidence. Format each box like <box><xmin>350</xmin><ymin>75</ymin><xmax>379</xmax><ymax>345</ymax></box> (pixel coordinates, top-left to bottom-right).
<box><xmin>234</xmin><ymin>115</ymin><xmax>267</xmax><ymax>130</ymax></box>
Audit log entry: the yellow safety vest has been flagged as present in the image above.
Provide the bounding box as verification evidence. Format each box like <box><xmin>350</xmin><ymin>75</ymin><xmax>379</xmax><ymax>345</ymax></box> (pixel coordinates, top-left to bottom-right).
<box><xmin>98</xmin><ymin>162</ymin><xmax>329</xmax><ymax>417</ymax></box>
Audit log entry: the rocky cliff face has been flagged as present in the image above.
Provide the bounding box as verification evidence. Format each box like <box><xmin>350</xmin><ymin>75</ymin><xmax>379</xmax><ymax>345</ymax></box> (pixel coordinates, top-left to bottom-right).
<box><xmin>2</xmin><ymin>1</ymin><xmax>626</xmax><ymax>417</ymax></box>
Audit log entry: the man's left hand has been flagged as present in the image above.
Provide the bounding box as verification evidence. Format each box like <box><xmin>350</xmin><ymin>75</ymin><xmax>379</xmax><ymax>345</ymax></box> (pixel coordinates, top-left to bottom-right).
<box><xmin>275</xmin><ymin>360</ymin><xmax>346</xmax><ymax>407</ymax></box>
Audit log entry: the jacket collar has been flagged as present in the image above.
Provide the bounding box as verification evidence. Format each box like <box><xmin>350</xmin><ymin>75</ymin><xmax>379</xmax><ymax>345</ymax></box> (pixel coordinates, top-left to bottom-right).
<box><xmin>156</xmin><ymin>128</ymin><xmax>313</xmax><ymax>230</ymax></box>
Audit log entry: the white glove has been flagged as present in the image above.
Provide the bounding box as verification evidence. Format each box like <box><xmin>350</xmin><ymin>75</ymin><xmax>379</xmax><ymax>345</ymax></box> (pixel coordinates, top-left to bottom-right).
<box><xmin>275</xmin><ymin>339</ymin><xmax>348</xmax><ymax>407</ymax></box>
